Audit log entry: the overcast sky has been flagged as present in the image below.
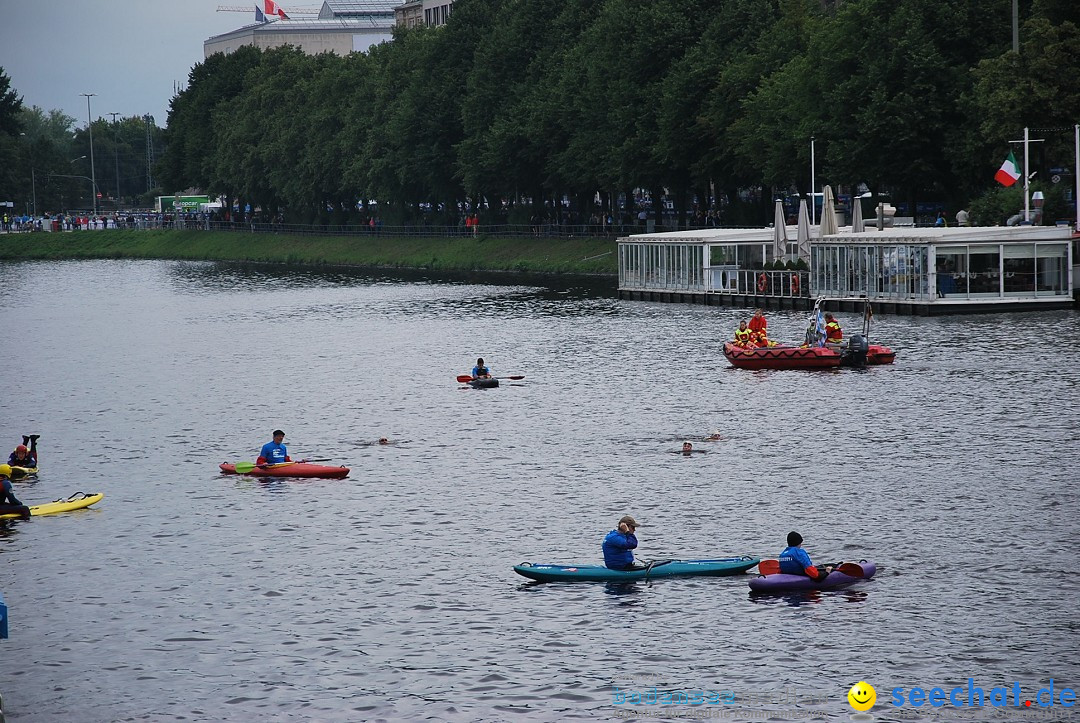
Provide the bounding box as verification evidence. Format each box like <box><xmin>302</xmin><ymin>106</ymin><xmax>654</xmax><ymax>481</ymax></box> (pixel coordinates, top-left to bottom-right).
<box><xmin>0</xmin><ymin>0</ymin><xmax>265</xmax><ymax>129</ymax></box>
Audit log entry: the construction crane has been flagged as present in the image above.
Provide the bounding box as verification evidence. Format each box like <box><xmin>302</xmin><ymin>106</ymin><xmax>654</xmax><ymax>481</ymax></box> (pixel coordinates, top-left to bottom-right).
<box><xmin>216</xmin><ymin>5</ymin><xmax>321</xmax><ymax>15</ymax></box>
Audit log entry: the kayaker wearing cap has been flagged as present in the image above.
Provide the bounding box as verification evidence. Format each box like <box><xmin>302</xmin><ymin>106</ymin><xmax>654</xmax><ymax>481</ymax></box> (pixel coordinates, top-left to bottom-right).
<box><xmin>0</xmin><ymin>465</ymin><xmax>31</xmax><ymax>520</ymax></box>
<box><xmin>603</xmin><ymin>515</ymin><xmax>645</xmax><ymax>571</ymax></box>
<box><xmin>8</xmin><ymin>434</ymin><xmax>40</xmax><ymax>467</ymax></box>
<box><xmin>778</xmin><ymin>531</ymin><xmax>832</xmax><ymax>582</ymax></box>
<box><xmin>256</xmin><ymin>430</ymin><xmax>292</xmax><ymax>466</ymax></box>
<box><xmin>472</xmin><ymin>358</ymin><xmax>492</xmax><ymax>380</ymax></box>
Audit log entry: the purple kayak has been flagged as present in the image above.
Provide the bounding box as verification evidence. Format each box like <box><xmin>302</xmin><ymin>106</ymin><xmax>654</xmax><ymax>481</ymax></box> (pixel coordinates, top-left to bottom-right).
<box><xmin>748</xmin><ymin>561</ymin><xmax>877</xmax><ymax>593</ymax></box>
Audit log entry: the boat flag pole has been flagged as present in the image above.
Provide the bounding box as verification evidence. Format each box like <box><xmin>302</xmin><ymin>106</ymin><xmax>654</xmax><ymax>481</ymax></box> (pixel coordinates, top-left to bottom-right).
<box><xmin>810</xmin><ymin>136</ymin><xmax>816</xmax><ymax>227</ymax></box>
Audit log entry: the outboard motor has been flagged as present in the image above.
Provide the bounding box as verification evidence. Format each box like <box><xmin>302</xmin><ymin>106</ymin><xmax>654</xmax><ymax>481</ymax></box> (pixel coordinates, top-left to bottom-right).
<box><xmin>843</xmin><ymin>334</ymin><xmax>870</xmax><ymax>367</ymax></box>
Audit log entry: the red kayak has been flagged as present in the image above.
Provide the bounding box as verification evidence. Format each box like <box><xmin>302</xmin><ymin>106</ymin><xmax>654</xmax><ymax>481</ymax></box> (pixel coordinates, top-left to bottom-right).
<box><xmin>219</xmin><ymin>462</ymin><xmax>350</xmax><ymax>479</ymax></box>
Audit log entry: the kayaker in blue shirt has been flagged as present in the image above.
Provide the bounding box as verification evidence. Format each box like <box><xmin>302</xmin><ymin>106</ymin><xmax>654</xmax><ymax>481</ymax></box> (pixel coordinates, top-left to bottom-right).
<box><xmin>472</xmin><ymin>358</ymin><xmax>491</xmax><ymax>379</ymax></box>
<box><xmin>8</xmin><ymin>434</ymin><xmax>39</xmax><ymax>468</ymax></box>
<box><xmin>603</xmin><ymin>515</ymin><xmax>644</xmax><ymax>570</ymax></box>
<box><xmin>256</xmin><ymin>429</ymin><xmax>292</xmax><ymax>466</ymax></box>
<box><xmin>779</xmin><ymin>531</ymin><xmax>832</xmax><ymax>581</ymax></box>
<box><xmin>0</xmin><ymin>465</ymin><xmax>31</xmax><ymax>520</ymax></box>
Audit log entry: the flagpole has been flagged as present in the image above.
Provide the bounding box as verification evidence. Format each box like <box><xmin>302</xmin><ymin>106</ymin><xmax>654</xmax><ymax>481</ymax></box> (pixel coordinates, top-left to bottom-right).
<box><xmin>1074</xmin><ymin>124</ymin><xmax>1079</xmax><ymax>234</ymax></box>
<box><xmin>1023</xmin><ymin>127</ymin><xmax>1030</xmax><ymax>222</ymax></box>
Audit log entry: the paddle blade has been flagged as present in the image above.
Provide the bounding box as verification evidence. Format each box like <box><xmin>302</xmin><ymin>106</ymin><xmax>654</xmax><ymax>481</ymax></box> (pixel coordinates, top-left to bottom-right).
<box><xmin>837</xmin><ymin>562</ymin><xmax>865</xmax><ymax>578</ymax></box>
<box><xmin>758</xmin><ymin>559</ymin><xmax>781</xmax><ymax>575</ymax></box>
<box><xmin>456</xmin><ymin>375</ymin><xmax>474</xmax><ymax>383</ymax></box>
<box><xmin>501</xmin><ymin>375</ymin><xmax>525</xmax><ymax>380</ymax></box>
<box><xmin>233</xmin><ymin>462</ymin><xmax>257</xmax><ymax>474</ymax></box>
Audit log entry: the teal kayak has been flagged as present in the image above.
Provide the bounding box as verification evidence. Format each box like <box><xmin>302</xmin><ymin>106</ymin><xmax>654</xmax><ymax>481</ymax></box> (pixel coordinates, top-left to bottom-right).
<box><xmin>514</xmin><ymin>556</ymin><xmax>759</xmax><ymax>583</ymax></box>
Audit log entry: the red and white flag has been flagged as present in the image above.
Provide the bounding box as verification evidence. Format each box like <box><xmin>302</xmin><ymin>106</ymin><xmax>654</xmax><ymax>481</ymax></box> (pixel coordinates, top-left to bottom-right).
<box><xmin>994</xmin><ymin>151</ymin><xmax>1020</xmax><ymax>187</ymax></box>
<box><xmin>264</xmin><ymin>0</ymin><xmax>289</xmax><ymax>19</ymax></box>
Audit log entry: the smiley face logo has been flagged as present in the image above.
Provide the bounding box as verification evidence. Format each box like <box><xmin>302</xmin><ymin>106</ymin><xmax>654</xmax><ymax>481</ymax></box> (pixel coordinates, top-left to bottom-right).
<box><xmin>848</xmin><ymin>681</ymin><xmax>876</xmax><ymax>711</ymax></box>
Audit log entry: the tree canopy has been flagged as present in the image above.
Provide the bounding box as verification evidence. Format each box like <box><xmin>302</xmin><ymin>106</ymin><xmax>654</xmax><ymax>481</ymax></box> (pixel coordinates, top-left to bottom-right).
<box><xmin>3</xmin><ymin>1</ymin><xmax>1078</xmax><ymax>224</ymax></box>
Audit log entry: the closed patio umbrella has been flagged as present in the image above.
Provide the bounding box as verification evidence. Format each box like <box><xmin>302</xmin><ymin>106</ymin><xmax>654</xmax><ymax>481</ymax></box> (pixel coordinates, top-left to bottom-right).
<box><xmin>852</xmin><ymin>195</ymin><xmax>865</xmax><ymax>233</ymax></box>
<box><xmin>772</xmin><ymin>199</ymin><xmax>788</xmax><ymax>260</ymax></box>
<box><xmin>796</xmin><ymin>198</ymin><xmax>811</xmax><ymax>264</ymax></box>
<box><xmin>819</xmin><ymin>185</ymin><xmax>839</xmax><ymax>237</ymax></box>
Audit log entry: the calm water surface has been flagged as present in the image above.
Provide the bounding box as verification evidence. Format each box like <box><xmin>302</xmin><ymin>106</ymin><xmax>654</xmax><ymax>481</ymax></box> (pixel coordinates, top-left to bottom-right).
<box><xmin>0</xmin><ymin>260</ymin><xmax>1077</xmax><ymax>722</ymax></box>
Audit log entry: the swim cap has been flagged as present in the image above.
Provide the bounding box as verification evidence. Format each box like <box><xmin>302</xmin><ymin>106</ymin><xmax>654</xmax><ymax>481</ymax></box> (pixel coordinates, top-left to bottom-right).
<box><xmin>15</xmin><ymin>445</ymin><xmax>27</xmax><ymax>454</ymax></box>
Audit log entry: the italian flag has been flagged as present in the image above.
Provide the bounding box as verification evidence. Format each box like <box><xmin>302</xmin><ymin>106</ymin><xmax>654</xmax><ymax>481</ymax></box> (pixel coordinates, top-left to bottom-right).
<box><xmin>994</xmin><ymin>151</ymin><xmax>1020</xmax><ymax>187</ymax></box>
<box><xmin>264</xmin><ymin>0</ymin><xmax>289</xmax><ymax>19</ymax></box>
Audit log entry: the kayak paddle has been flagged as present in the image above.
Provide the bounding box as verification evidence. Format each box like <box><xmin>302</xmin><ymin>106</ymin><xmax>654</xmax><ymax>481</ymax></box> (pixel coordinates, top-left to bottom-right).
<box><xmin>455</xmin><ymin>374</ymin><xmax>525</xmax><ymax>382</ymax></box>
<box><xmin>232</xmin><ymin>459</ymin><xmax>332</xmax><ymax>473</ymax></box>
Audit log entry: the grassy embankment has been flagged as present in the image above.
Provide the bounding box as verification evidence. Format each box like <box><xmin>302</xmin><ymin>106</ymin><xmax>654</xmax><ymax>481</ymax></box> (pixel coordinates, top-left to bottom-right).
<box><xmin>0</xmin><ymin>229</ymin><xmax>619</xmax><ymax>275</ymax></box>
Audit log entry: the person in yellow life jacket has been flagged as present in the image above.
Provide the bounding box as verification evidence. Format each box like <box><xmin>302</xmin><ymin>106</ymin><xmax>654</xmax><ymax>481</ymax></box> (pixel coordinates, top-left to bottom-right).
<box><xmin>824</xmin><ymin>313</ymin><xmax>843</xmax><ymax>346</ymax></box>
<box><xmin>734</xmin><ymin>321</ymin><xmax>752</xmax><ymax>347</ymax></box>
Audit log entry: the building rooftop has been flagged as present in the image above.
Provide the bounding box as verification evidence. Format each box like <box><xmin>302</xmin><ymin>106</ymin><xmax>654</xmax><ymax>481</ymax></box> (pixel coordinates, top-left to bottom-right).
<box><xmin>319</xmin><ymin>0</ymin><xmax>400</xmax><ymax>17</ymax></box>
<box><xmin>622</xmin><ymin>225</ymin><xmax>1073</xmax><ymax>245</ymax></box>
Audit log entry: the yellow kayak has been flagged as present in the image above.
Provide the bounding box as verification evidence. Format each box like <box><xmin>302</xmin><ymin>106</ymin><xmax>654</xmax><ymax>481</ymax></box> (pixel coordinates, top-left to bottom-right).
<box><xmin>0</xmin><ymin>492</ymin><xmax>104</xmax><ymax>520</ymax></box>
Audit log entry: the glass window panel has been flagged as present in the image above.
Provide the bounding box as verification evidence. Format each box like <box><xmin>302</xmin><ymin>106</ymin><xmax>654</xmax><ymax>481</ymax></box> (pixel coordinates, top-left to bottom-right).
<box><xmin>936</xmin><ymin>248</ymin><xmax>967</xmax><ymax>296</ymax></box>
<box><xmin>968</xmin><ymin>248</ymin><xmax>1001</xmax><ymax>295</ymax></box>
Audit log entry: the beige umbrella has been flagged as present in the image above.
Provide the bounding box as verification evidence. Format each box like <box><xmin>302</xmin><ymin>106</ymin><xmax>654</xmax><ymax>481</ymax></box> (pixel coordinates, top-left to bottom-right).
<box><xmin>819</xmin><ymin>185</ymin><xmax>839</xmax><ymax>237</ymax></box>
<box><xmin>851</xmin><ymin>195</ymin><xmax>865</xmax><ymax>233</ymax></box>
<box><xmin>796</xmin><ymin>198</ymin><xmax>811</xmax><ymax>263</ymax></box>
<box><xmin>772</xmin><ymin>199</ymin><xmax>788</xmax><ymax>260</ymax></box>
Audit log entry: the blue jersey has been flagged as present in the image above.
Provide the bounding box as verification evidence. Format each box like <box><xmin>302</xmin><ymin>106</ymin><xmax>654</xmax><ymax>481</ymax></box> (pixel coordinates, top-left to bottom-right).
<box><xmin>472</xmin><ymin>365</ymin><xmax>491</xmax><ymax>378</ymax></box>
<box><xmin>259</xmin><ymin>441</ymin><xmax>289</xmax><ymax>464</ymax></box>
<box><xmin>778</xmin><ymin>545</ymin><xmax>813</xmax><ymax>575</ymax></box>
<box><xmin>602</xmin><ymin>530</ymin><xmax>638</xmax><ymax>569</ymax></box>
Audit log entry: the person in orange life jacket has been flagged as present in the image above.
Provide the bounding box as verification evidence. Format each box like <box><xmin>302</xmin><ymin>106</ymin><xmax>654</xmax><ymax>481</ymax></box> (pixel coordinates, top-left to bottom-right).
<box><xmin>8</xmin><ymin>434</ymin><xmax>39</xmax><ymax>467</ymax></box>
<box><xmin>472</xmin><ymin>358</ymin><xmax>491</xmax><ymax>379</ymax></box>
<box><xmin>778</xmin><ymin>531</ymin><xmax>834</xmax><ymax>582</ymax></box>
<box><xmin>603</xmin><ymin>515</ymin><xmax>645</xmax><ymax>570</ymax></box>
<box><xmin>748</xmin><ymin>308</ymin><xmax>767</xmax><ymax>338</ymax></box>
<box><xmin>256</xmin><ymin>429</ymin><xmax>292</xmax><ymax>466</ymax></box>
<box><xmin>0</xmin><ymin>465</ymin><xmax>31</xmax><ymax>520</ymax></box>
<box><xmin>734</xmin><ymin>321</ymin><xmax>752</xmax><ymax>347</ymax></box>
<box><xmin>824</xmin><ymin>313</ymin><xmax>843</xmax><ymax>346</ymax></box>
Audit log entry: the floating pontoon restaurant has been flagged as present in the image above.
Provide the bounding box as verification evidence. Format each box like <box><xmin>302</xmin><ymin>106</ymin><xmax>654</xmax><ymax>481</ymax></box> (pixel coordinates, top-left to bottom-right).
<box><xmin>617</xmin><ymin>226</ymin><xmax>1075</xmax><ymax>315</ymax></box>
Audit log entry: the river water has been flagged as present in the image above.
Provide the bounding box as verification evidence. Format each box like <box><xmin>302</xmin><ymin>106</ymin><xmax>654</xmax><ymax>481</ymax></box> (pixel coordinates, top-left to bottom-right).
<box><xmin>0</xmin><ymin>259</ymin><xmax>1077</xmax><ymax>722</ymax></box>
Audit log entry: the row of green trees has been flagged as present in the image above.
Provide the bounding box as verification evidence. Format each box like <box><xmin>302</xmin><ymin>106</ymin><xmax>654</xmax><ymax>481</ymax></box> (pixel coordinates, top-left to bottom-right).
<box><xmin>159</xmin><ymin>0</ymin><xmax>1079</xmax><ymax>226</ymax></box>
<box><xmin>5</xmin><ymin>0</ymin><xmax>1077</xmax><ymax>225</ymax></box>
<box><xmin>0</xmin><ymin>72</ymin><xmax>168</xmax><ymax>216</ymax></box>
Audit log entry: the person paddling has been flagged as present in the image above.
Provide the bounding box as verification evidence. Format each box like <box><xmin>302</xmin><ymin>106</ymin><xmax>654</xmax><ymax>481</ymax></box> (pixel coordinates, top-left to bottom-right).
<box><xmin>0</xmin><ymin>465</ymin><xmax>31</xmax><ymax>520</ymax></box>
<box><xmin>8</xmin><ymin>434</ymin><xmax>39</xmax><ymax>468</ymax></box>
<box><xmin>603</xmin><ymin>515</ymin><xmax>645</xmax><ymax>571</ymax></box>
<box><xmin>778</xmin><ymin>531</ymin><xmax>835</xmax><ymax>582</ymax></box>
<box><xmin>472</xmin><ymin>357</ymin><xmax>492</xmax><ymax>379</ymax></box>
<box><xmin>256</xmin><ymin>429</ymin><xmax>292</xmax><ymax>466</ymax></box>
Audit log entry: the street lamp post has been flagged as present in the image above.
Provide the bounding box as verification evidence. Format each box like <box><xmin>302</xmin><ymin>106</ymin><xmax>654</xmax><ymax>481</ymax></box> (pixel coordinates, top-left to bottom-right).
<box><xmin>49</xmin><ymin>173</ymin><xmax>101</xmax><ymax>215</ymax></box>
<box><xmin>108</xmin><ymin>112</ymin><xmax>121</xmax><ymax>205</ymax></box>
<box><xmin>80</xmin><ymin>93</ymin><xmax>98</xmax><ymax>217</ymax></box>
<box><xmin>19</xmin><ymin>132</ymin><xmax>36</xmax><ymax>216</ymax></box>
